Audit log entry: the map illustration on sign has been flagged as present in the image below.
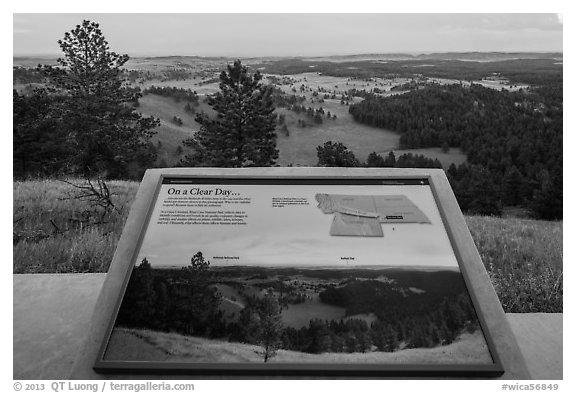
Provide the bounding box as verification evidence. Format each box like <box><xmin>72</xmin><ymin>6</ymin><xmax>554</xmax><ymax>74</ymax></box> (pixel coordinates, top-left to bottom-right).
<box><xmin>315</xmin><ymin>193</ymin><xmax>431</xmax><ymax>237</ymax></box>
<box><xmin>99</xmin><ymin>177</ymin><xmax>499</xmax><ymax>372</ymax></box>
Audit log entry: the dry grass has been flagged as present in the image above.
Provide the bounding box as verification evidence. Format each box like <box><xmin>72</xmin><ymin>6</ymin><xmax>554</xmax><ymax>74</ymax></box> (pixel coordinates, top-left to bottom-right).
<box><xmin>13</xmin><ymin>179</ymin><xmax>138</xmax><ymax>273</ymax></box>
<box><xmin>105</xmin><ymin>327</ymin><xmax>492</xmax><ymax>364</ymax></box>
<box><xmin>13</xmin><ymin>180</ymin><xmax>563</xmax><ymax>313</ymax></box>
<box><xmin>466</xmin><ymin>216</ymin><xmax>563</xmax><ymax>313</ymax></box>
<box><xmin>136</xmin><ymin>94</ymin><xmax>209</xmax><ymax>166</ymax></box>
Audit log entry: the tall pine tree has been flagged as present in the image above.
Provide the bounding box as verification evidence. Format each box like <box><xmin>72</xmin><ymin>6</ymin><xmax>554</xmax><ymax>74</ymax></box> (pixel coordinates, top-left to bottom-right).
<box><xmin>255</xmin><ymin>291</ymin><xmax>284</xmax><ymax>362</ymax></box>
<box><xmin>182</xmin><ymin>60</ymin><xmax>278</xmax><ymax>167</ymax></box>
<box><xmin>41</xmin><ymin>20</ymin><xmax>158</xmax><ymax>178</ymax></box>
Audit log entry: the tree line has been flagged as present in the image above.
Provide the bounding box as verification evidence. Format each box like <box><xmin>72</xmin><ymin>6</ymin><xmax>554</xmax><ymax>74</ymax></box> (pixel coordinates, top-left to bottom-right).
<box><xmin>347</xmin><ymin>83</ymin><xmax>562</xmax><ymax>219</ymax></box>
<box><xmin>316</xmin><ymin>141</ymin><xmax>442</xmax><ymax>170</ymax></box>
<box><xmin>143</xmin><ymin>85</ymin><xmax>200</xmax><ymax>104</ymax></box>
<box><xmin>256</xmin><ymin>57</ymin><xmax>562</xmax><ymax>88</ymax></box>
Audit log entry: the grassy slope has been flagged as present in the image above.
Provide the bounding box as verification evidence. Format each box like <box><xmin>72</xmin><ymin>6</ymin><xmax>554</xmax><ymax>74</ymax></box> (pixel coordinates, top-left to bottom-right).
<box><xmin>466</xmin><ymin>216</ymin><xmax>562</xmax><ymax>313</ymax></box>
<box><xmin>275</xmin><ymin>98</ymin><xmax>400</xmax><ymax>166</ymax></box>
<box><xmin>13</xmin><ymin>179</ymin><xmax>138</xmax><ymax>273</ymax></box>
<box><xmin>105</xmin><ymin>327</ymin><xmax>492</xmax><ymax>364</ymax></box>
<box><xmin>12</xmin><ymin>179</ymin><xmax>563</xmax><ymax>313</ymax></box>
<box><xmin>136</xmin><ymin>95</ymin><xmax>212</xmax><ymax>166</ymax></box>
<box><xmin>271</xmin><ymin>73</ymin><xmax>402</xmax><ymax>165</ymax></box>
<box><xmin>134</xmin><ymin>73</ymin><xmax>467</xmax><ymax>167</ymax></box>
<box><xmin>137</xmin><ymin>88</ymin><xmax>402</xmax><ymax>167</ymax></box>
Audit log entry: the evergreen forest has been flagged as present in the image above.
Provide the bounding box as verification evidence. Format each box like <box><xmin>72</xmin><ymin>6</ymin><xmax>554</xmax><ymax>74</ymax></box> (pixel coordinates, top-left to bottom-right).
<box><xmin>116</xmin><ymin>255</ymin><xmax>483</xmax><ymax>359</ymax></box>
<box><xmin>348</xmin><ymin>83</ymin><xmax>562</xmax><ymax>219</ymax></box>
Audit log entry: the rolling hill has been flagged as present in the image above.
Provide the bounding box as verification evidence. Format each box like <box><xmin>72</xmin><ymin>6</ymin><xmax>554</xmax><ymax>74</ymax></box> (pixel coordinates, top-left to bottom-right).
<box><xmin>105</xmin><ymin>326</ymin><xmax>492</xmax><ymax>364</ymax></box>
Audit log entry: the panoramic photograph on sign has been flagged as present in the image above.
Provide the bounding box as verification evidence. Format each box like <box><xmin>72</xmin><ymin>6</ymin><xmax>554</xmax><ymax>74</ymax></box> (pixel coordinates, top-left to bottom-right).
<box><xmin>96</xmin><ymin>177</ymin><xmax>501</xmax><ymax>373</ymax></box>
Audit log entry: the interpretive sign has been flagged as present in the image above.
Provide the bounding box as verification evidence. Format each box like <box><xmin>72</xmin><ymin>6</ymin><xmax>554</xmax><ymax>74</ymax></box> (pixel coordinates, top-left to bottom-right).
<box><xmin>92</xmin><ymin>169</ymin><xmax>505</xmax><ymax>376</ymax></box>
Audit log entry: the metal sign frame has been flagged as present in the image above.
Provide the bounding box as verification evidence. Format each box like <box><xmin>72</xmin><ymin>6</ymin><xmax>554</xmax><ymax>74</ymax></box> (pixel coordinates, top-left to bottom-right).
<box><xmin>70</xmin><ymin>168</ymin><xmax>530</xmax><ymax>379</ymax></box>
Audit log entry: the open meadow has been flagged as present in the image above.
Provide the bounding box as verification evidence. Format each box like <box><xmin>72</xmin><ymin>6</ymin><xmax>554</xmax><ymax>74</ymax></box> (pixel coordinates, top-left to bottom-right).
<box><xmin>136</xmin><ymin>94</ymin><xmax>206</xmax><ymax>166</ymax></box>
<box><xmin>274</xmin><ymin>99</ymin><xmax>400</xmax><ymax>166</ymax></box>
<box><xmin>125</xmin><ymin>65</ymin><xmax>470</xmax><ymax>167</ymax></box>
<box><xmin>97</xmin><ymin>57</ymin><xmax>544</xmax><ymax>168</ymax></box>
<box><xmin>133</xmin><ymin>71</ymin><xmax>406</xmax><ymax>166</ymax></box>
<box><xmin>14</xmin><ymin>56</ymin><xmax>477</xmax><ymax>168</ymax></box>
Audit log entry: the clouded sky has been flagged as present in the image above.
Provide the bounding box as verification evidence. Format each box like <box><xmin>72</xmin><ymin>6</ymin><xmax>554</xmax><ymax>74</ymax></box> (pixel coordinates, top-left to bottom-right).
<box><xmin>13</xmin><ymin>13</ymin><xmax>563</xmax><ymax>57</ymax></box>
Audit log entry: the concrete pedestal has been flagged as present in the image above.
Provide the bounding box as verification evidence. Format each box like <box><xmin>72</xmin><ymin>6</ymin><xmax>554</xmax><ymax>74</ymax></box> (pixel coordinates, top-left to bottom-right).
<box><xmin>13</xmin><ymin>274</ymin><xmax>563</xmax><ymax>380</ymax></box>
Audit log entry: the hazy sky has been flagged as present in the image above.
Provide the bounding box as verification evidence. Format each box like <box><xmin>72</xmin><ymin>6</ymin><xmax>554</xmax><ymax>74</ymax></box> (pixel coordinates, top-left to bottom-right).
<box><xmin>13</xmin><ymin>13</ymin><xmax>563</xmax><ymax>57</ymax></box>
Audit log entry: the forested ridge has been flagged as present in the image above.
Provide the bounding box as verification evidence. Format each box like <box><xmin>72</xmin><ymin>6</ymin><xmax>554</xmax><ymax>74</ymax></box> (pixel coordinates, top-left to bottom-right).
<box><xmin>348</xmin><ymin>83</ymin><xmax>562</xmax><ymax>219</ymax></box>
<box><xmin>258</xmin><ymin>58</ymin><xmax>562</xmax><ymax>86</ymax></box>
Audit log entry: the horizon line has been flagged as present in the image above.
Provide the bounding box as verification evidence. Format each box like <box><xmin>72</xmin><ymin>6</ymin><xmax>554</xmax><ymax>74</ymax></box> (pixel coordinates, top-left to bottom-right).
<box><xmin>13</xmin><ymin>50</ymin><xmax>564</xmax><ymax>59</ymax></box>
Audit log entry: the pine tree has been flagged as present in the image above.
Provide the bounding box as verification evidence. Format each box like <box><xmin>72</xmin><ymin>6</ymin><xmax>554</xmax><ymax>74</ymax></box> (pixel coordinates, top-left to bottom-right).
<box><xmin>115</xmin><ymin>258</ymin><xmax>157</xmax><ymax>328</ymax></box>
<box><xmin>467</xmin><ymin>166</ymin><xmax>502</xmax><ymax>216</ymax></box>
<box><xmin>242</xmin><ymin>291</ymin><xmax>285</xmax><ymax>362</ymax></box>
<box><xmin>316</xmin><ymin>141</ymin><xmax>360</xmax><ymax>167</ymax></box>
<box><xmin>308</xmin><ymin>319</ymin><xmax>332</xmax><ymax>354</ymax></box>
<box><xmin>383</xmin><ymin>151</ymin><xmax>396</xmax><ymax>167</ymax></box>
<box><xmin>13</xmin><ymin>89</ymin><xmax>69</xmax><ymax>177</ymax></box>
<box><xmin>182</xmin><ymin>60</ymin><xmax>278</xmax><ymax>167</ymax></box>
<box><xmin>366</xmin><ymin>152</ymin><xmax>385</xmax><ymax>167</ymax></box>
<box><xmin>260</xmin><ymin>291</ymin><xmax>284</xmax><ymax>362</ymax></box>
<box><xmin>531</xmin><ymin>167</ymin><xmax>563</xmax><ymax>220</ymax></box>
<box><xmin>184</xmin><ymin>102</ymin><xmax>195</xmax><ymax>114</ymax></box>
<box><xmin>40</xmin><ymin>20</ymin><xmax>158</xmax><ymax>178</ymax></box>
<box><xmin>501</xmin><ymin>165</ymin><xmax>524</xmax><ymax>206</ymax></box>
<box><xmin>176</xmin><ymin>252</ymin><xmax>221</xmax><ymax>336</ymax></box>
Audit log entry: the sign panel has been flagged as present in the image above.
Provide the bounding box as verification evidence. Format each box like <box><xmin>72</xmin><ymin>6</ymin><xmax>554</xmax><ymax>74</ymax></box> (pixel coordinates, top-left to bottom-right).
<box><xmin>94</xmin><ymin>175</ymin><xmax>503</xmax><ymax>376</ymax></box>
